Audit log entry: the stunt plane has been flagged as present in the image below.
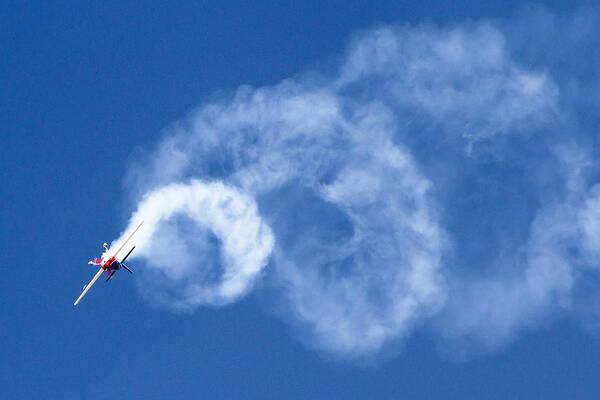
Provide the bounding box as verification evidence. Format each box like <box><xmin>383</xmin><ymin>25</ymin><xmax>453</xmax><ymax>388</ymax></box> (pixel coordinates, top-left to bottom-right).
<box><xmin>74</xmin><ymin>221</ymin><xmax>144</xmax><ymax>306</ymax></box>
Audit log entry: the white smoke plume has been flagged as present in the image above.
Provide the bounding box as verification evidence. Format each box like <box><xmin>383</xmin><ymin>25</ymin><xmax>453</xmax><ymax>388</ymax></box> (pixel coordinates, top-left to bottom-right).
<box><xmin>107</xmin><ymin>180</ymin><xmax>273</xmax><ymax>309</ymax></box>
<box><xmin>107</xmin><ymin>10</ymin><xmax>600</xmax><ymax>358</ymax></box>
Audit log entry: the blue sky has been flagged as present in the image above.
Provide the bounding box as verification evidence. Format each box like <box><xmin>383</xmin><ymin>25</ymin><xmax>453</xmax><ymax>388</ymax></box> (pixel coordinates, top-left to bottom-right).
<box><xmin>3</xmin><ymin>1</ymin><xmax>600</xmax><ymax>399</ymax></box>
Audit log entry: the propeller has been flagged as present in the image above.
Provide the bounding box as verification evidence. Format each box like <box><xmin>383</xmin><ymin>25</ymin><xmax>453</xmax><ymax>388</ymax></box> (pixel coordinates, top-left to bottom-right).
<box><xmin>105</xmin><ymin>246</ymin><xmax>136</xmax><ymax>282</ymax></box>
<box><xmin>120</xmin><ymin>246</ymin><xmax>135</xmax><ymax>274</ymax></box>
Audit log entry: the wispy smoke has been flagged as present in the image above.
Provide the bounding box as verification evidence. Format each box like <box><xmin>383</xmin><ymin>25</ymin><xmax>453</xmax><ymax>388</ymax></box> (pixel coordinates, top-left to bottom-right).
<box><xmin>109</xmin><ymin>8</ymin><xmax>600</xmax><ymax>358</ymax></box>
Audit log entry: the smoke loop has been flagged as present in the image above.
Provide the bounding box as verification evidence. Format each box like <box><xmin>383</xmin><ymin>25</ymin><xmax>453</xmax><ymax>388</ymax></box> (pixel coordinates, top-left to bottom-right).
<box><xmin>111</xmin><ymin>180</ymin><xmax>274</xmax><ymax>309</ymax></box>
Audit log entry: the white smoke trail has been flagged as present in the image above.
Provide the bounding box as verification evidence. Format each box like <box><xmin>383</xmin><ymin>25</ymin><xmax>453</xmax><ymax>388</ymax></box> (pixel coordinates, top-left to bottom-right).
<box><xmin>105</xmin><ymin>11</ymin><xmax>600</xmax><ymax>358</ymax></box>
<box><xmin>107</xmin><ymin>180</ymin><xmax>273</xmax><ymax>309</ymax></box>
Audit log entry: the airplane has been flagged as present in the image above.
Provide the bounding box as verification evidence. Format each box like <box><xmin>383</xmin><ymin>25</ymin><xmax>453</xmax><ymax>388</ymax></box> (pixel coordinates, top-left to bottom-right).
<box><xmin>74</xmin><ymin>221</ymin><xmax>144</xmax><ymax>306</ymax></box>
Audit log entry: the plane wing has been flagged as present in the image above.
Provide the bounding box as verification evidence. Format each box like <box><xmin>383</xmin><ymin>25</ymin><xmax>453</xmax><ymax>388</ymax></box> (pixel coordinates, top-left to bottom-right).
<box><xmin>109</xmin><ymin>221</ymin><xmax>144</xmax><ymax>260</ymax></box>
<box><xmin>74</xmin><ymin>268</ymin><xmax>104</xmax><ymax>306</ymax></box>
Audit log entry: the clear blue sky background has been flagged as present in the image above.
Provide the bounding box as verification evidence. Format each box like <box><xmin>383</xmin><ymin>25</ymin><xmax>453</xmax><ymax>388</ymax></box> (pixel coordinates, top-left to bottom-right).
<box><xmin>2</xmin><ymin>1</ymin><xmax>600</xmax><ymax>399</ymax></box>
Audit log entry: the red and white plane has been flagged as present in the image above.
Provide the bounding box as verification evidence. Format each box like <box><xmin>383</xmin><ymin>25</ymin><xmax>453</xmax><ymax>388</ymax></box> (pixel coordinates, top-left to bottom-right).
<box><xmin>74</xmin><ymin>221</ymin><xmax>144</xmax><ymax>306</ymax></box>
